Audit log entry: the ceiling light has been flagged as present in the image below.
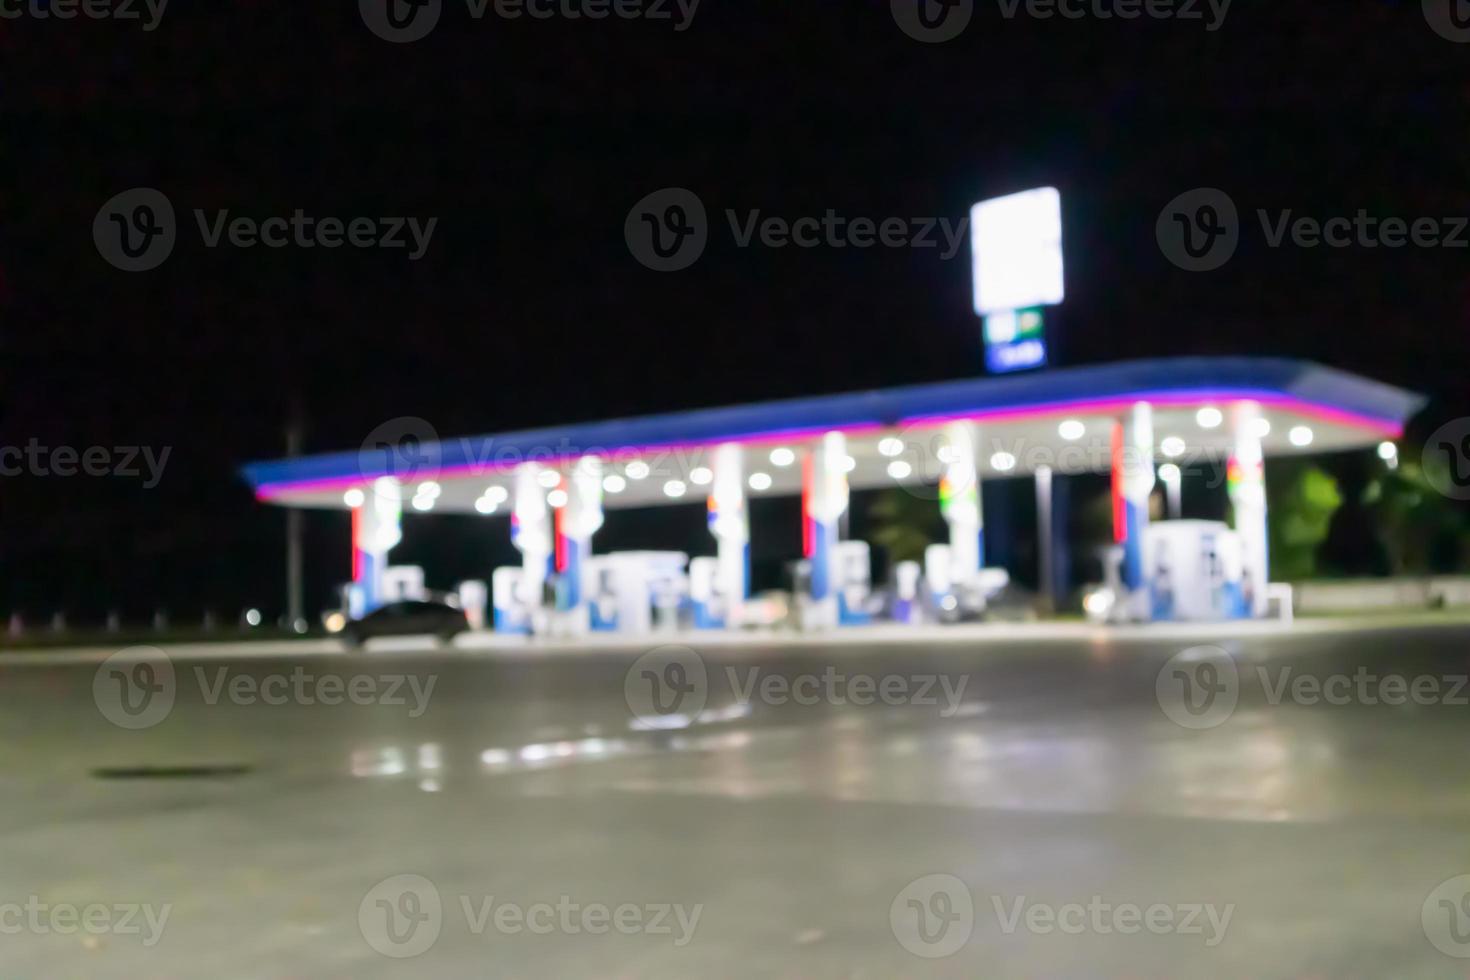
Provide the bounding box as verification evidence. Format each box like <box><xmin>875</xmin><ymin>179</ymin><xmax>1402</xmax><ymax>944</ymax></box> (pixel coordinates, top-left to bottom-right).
<box><xmin>1196</xmin><ymin>407</ymin><xmax>1223</xmax><ymax>429</ymax></box>
<box><xmin>748</xmin><ymin>472</ymin><xmax>772</xmax><ymax>491</ymax></box>
<box><xmin>1058</xmin><ymin>419</ymin><xmax>1085</xmax><ymax>441</ymax></box>
<box><xmin>769</xmin><ymin>447</ymin><xmax>795</xmax><ymax>467</ymax></box>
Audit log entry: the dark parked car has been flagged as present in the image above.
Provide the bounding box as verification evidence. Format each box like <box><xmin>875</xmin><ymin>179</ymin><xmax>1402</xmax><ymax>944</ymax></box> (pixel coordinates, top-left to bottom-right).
<box><xmin>341</xmin><ymin>599</ymin><xmax>469</xmax><ymax>649</ymax></box>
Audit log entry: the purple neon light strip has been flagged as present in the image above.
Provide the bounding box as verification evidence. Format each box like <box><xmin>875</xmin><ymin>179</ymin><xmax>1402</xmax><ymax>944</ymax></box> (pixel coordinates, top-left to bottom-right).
<box><xmin>254</xmin><ymin>389</ymin><xmax>1403</xmax><ymax>501</ymax></box>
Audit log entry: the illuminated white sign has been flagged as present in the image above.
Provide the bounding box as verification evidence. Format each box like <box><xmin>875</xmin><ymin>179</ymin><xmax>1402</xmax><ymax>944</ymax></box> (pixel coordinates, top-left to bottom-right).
<box><xmin>971</xmin><ymin>187</ymin><xmax>1064</xmax><ymax>316</ymax></box>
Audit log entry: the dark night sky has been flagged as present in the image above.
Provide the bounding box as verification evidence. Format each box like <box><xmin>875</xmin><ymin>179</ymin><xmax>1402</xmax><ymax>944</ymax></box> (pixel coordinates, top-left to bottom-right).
<box><xmin>4</xmin><ymin>1</ymin><xmax>1468</xmax><ymax>621</ymax></box>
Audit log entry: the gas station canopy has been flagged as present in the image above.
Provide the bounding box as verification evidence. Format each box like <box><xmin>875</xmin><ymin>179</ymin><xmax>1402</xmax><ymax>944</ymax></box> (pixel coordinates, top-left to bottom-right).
<box><xmin>242</xmin><ymin>357</ymin><xmax>1424</xmax><ymax>513</ymax></box>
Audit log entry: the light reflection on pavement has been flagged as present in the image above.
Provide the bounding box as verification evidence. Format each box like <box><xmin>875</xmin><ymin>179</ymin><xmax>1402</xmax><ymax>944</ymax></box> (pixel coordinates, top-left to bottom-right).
<box><xmin>3</xmin><ymin>624</ymin><xmax>1470</xmax><ymax>977</ymax></box>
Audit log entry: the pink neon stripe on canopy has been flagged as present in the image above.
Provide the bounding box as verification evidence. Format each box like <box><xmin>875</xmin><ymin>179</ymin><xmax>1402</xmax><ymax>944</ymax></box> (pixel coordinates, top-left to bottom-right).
<box><xmin>242</xmin><ymin>357</ymin><xmax>1424</xmax><ymax>499</ymax></box>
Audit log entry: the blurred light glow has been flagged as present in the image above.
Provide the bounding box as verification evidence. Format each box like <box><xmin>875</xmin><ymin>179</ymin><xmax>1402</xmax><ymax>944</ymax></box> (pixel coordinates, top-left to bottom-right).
<box><xmin>663</xmin><ymin>480</ymin><xmax>686</xmax><ymax>498</ymax></box>
<box><xmin>990</xmin><ymin>451</ymin><xmax>1017</xmax><ymax>472</ymax></box>
<box><xmin>485</xmin><ymin>485</ymin><xmax>509</xmax><ymax>504</ymax></box>
<box><xmin>1158</xmin><ymin>462</ymin><xmax>1182</xmax><ymax>482</ymax></box>
<box><xmin>840</xmin><ymin>455</ymin><xmax>857</xmax><ymax>473</ymax></box>
<box><xmin>324</xmin><ymin>611</ymin><xmax>346</xmax><ymax>633</ymax></box>
<box><xmin>1196</xmin><ymin>407</ymin><xmax>1223</xmax><ymax>429</ymax></box>
<box><xmin>546</xmin><ymin>488</ymin><xmax>568</xmax><ymax>508</ymax></box>
<box><xmin>878</xmin><ymin>437</ymin><xmax>904</xmax><ymax>457</ymax></box>
<box><xmin>769</xmin><ymin>447</ymin><xmax>796</xmax><ymax>467</ymax></box>
<box><xmin>937</xmin><ymin>445</ymin><xmax>957</xmax><ymax>464</ymax></box>
<box><xmin>417</xmin><ymin>480</ymin><xmax>441</xmax><ymax>498</ymax></box>
<box><xmin>1251</xmin><ymin>417</ymin><xmax>1272</xmax><ymax>438</ymax></box>
<box><xmin>474</xmin><ymin>497</ymin><xmax>497</xmax><ymax>514</ymax></box>
<box><xmin>971</xmin><ymin>186</ymin><xmax>1065</xmax><ymax>315</ymax></box>
<box><xmin>1289</xmin><ymin>425</ymin><xmax>1314</xmax><ymax>447</ymax></box>
<box><xmin>343</xmin><ymin>488</ymin><xmax>365</xmax><ymax>508</ymax></box>
<box><xmin>603</xmin><ymin>474</ymin><xmax>627</xmax><ymax>494</ymax></box>
<box><xmin>1058</xmin><ymin>419</ymin><xmax>1086</xmax><ymax>441</ymax></box>
<box><xmin>625</xmin><ymin>460</ymin><xmax>650</xmax><ymax>480</ymax></box>
<box><xmin>245</xmin><ymin>608</ymin><xmax>262</xmax><ymax>627</ymax></box>
<box><xmin>1377</xmin><ymin>441</ymin><xmax>1398</xmax><ymax>460</ymax></box>
<box><xmin>411</xmin><ymin>495</ymin><xmax>435</xmax><ymax>512</ymax></box>
<box><xmin>887</xmin><ymin>460</ymin><xmax>912</xmax><ymax>480</ymax></box>
<box><xmin>1161</xmin><ymin>436</ymin><xmax>1187</xmax><ymax>458</ymax></box>
<box><xmin>748</xmin><ymin>471</ymin><xmax>772</xmax><ymax>491</ymax></box>
<box><xmin>536</xmin><ymin>469</ymin><xmax>560</xmax><ymax>488</ymax></box>
<box><xmin>690</xmin><ymin>466</ymin><xmax>713</xmax><ymax>485</ymax></box>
